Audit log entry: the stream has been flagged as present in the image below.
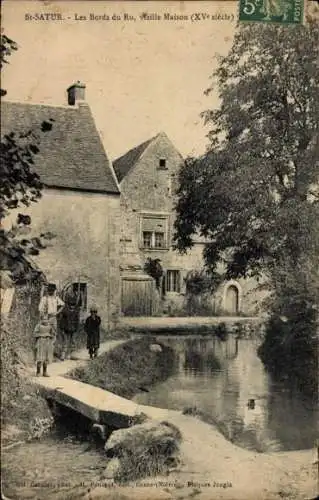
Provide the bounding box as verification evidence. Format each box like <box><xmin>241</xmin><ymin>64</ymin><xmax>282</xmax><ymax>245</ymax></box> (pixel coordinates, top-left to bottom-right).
<box><xmin>133</xmin><ymin>335</ymin><xmax>318</xmax><ymax>452</ymax></box>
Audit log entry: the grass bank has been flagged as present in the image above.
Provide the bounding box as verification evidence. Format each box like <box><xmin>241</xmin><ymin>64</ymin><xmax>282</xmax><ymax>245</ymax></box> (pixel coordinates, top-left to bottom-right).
<box><xmin>1</xmin><ymin>319</ymin><xmax>53</xmax><ymax>447</ymax></box>
<box><xmin>69</xmin><ymin>337</ymin><xmax>176</xmax><ymax>399</ymax></box>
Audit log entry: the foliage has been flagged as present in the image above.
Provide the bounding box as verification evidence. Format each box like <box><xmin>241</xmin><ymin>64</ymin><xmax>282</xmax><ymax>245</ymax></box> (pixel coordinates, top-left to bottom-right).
<box><xmin>1</xmin><ymin>34</ymin><xmax>54</xmax><ymax>442</ymax></box>
<box><xmin>173</xmin><ymin>21</ymin><xmax>319</xmax><ymax>392</ymax></box>
<box><xmin>0</xmin><ymin>34</ymin><xmax>18</xmax><ymax>96</ymax></box>
<box><xmin>214</xmin><ymin>322</ymin><xmax>228</xmax><ymax>341</ymax></box>
<box><xmin>1</xmin><ymin>319</ymin><xmax>52</xmax><ymax>440</ymax></box>
<box><xmin>0</xmin><ymin>33</ymin><xmax>54</xmax><ymax>280</ymax></box>
<box><xmin>182</xmin><ymin>269</ymin><xmax>222</xmax><ymax>316</ymax></box>
<box><xmin>144</xmin><ymin>257</ymin><xmax>163</xmax><ymax>290</ymax></box>
<box><xmin>174</xmin><ymin>21</ymin><xmax>319</xmax><ymax>281</ymax></box>
<box><xmin>185</xmin><ymin>269</ymin><xmax>222</xmax><ymax>295</ymax></box>
<box><xmin>258</xmin><ymin>256</ymin><xmax>318</xmax><ymax>397</ymax></box>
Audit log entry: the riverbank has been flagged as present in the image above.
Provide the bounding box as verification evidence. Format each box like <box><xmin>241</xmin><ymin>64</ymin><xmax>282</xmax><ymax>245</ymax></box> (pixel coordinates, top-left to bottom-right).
<box><xmin>69</xmin><ymin>337</ymin><xmax>176</xmax><ymax>399</ymax></box>
<box><xmin>146</xmin><ymin>412</ymin><xmax>317</xmax><ymax>500</ymax></box>
<box><xmin>119</xmin><ymin>316</ymin><xmax>263</xmax><ymax>335</ymax></box>
<box><xmin>2</xmin><ymin>333</ymin><xmax>317</xmax><ymax>500</ymax></box>
<box><xmin>67</xmin><ymin>336</ymin><xmax>317</xmax><ymax>500</ymax></box>
<box><xmin>3</xmin><ymin>409</ymin><xmax>316</xmax><ymax>500</ymax></box>
<box><xmin>1</xmin><ymin>329</ymin><xmax>129</xmax><ymax>450</ymax></box>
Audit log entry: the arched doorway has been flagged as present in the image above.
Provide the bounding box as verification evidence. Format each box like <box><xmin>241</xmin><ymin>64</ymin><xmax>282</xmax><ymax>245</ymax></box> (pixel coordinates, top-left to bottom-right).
<box><xmin>225</xmin><ymin>285</ymin><xmax>239</xmax><ymax>315</ymax></box>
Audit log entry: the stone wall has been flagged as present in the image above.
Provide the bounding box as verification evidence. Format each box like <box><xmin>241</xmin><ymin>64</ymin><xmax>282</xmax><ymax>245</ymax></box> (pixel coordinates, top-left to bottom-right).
<box><xmin>118</xmin><ymin>134</ymin><xmax>204</xmax><ymax>277</ymax></box>
<box><xmin>4</xmin><ymin>188</ymin><xmax>121</xmax><ymax>328</ymax></box>
<box><xmin>120</xmin><ymin>133</ymin><xmax>183</xmax><ymax>214</ymax></box>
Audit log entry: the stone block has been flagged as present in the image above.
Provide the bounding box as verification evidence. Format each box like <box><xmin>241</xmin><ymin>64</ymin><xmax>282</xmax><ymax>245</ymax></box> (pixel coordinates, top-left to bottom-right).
<box><xmin>104</xmin><ymin>420</ymin><xmax>182</xmax><ymax>481</ymax></box>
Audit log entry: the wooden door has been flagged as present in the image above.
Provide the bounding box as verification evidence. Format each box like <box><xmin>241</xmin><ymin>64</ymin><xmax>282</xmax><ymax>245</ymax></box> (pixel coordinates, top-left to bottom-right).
<box><xmin>121</xmin><ymin>278</ymin><xmax>155</xmax><ymax>316</ymax></box>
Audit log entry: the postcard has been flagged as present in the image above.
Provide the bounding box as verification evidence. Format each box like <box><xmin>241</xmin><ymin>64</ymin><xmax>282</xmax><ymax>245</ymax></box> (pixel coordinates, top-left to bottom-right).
<box><xmin>1</xmin><ymin>1</ymin><xmax>318</xmax><ymax>499</ymax></box>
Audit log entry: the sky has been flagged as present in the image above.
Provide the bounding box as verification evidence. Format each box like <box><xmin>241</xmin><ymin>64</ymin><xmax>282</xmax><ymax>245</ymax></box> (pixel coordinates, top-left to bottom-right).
<box><xmin>2</xmin><ymin>1</ymin><xmax>237</xmax><ymax>160</ymax></box>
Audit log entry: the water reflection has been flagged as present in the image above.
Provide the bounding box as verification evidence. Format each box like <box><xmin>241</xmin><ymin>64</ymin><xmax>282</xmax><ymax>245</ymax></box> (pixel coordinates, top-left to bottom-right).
<box><xmin>133</xmin><ymin>335</ymin><xmax>318</xmax><ymax>452</ymax></box>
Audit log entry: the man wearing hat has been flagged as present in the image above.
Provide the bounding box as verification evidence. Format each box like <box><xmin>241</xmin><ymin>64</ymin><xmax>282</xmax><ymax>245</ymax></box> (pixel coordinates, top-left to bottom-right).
<box><xmin>38</xmin><ymin>283</ymin><xmax>65</xmax><ymax>342</ymax></box>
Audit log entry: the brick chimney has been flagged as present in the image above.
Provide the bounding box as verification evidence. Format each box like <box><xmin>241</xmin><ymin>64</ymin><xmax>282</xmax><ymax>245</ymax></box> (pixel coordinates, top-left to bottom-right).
<box><xmin>67</xmin><ymin>81</ymin><xmax>86</xmax><ymax>105</ymax></box>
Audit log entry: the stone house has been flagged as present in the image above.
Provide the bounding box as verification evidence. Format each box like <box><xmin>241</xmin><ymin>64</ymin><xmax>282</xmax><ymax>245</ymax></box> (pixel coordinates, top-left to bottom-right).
<box><xmin>113</xmin><ymin>132</ymin><xmax>265</xmax><ymax>316</ymax></box>
<box><xmin>1</xmin><ymin>82</ymin><xmax>121</xmax><ymax>328</ymax></box>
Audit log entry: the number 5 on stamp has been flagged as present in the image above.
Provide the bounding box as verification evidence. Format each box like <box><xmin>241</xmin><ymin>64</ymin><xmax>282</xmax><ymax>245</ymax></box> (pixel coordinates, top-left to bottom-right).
<box><xmin>239</xmin><ymin>0</ymin><xmax>304</xmax><ymax>24</ymax></box>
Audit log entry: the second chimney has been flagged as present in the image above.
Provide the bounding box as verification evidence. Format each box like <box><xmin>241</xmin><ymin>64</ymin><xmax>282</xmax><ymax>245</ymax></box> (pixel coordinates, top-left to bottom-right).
<box><xmin>67</xmin><ymin>81</ymin><xmax>86</xmax><ymax>105</ymax></box>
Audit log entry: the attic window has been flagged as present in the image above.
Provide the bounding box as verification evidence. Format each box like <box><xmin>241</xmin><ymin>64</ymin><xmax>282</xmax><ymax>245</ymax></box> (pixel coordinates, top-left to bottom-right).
<box><xmin>158</xmin><ymin>158</ymin><xmax>167</xmax><ymax>169</ymax></box>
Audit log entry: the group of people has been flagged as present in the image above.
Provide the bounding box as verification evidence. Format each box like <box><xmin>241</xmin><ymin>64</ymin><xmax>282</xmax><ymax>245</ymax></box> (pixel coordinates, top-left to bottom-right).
<box><xmin>33</xmin><ymin>283</ymin><xmax>102</xmax><ymax>377</ymax></box>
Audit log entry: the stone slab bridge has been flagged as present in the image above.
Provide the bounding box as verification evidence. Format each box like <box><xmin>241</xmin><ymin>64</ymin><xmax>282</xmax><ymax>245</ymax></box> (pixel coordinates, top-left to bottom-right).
<box><xmin>32</xmin><ymin>339</ymin><xmax>174</xmax><ymax>435</ymax></box>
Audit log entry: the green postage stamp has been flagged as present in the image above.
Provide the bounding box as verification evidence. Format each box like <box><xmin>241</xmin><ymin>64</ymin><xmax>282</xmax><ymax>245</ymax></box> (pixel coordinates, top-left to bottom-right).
<box><xmin>239</xmin><ymin>0</ymin><xmax>304</xmax><ymax>24</ymax></box>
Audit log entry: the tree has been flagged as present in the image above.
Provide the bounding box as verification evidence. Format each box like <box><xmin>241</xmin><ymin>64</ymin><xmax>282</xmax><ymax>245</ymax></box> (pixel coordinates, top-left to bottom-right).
<box><xmin>1</xmin><ymin>33</ymin><xmax>54</xmax><ymax>282</ymax></box>
<box><xmin>1</xmin><ymin>34</ymin><xmax>18</xmax><ymax>96</ymax></box>
<box><xmin>175</xmin><ymin>20</ymin><xmax>318</xmax><ymax>277</ymax></box>
<box><xmin>174</xmin><ymin>20</ymin><xmax>319</xmax><ymax>393</ymax></box>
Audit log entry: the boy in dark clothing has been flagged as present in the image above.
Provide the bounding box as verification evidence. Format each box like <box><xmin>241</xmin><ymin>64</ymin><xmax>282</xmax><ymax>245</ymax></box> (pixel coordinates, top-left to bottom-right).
<box><xmin>84</xmin><ymin>307</ymin><xmax>101</xmax><ymax>359</ymax></box>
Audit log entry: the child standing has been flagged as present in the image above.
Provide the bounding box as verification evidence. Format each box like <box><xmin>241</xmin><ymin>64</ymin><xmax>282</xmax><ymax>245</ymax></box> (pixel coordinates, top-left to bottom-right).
<box><xmin>84</xmin><ymin>307</ymin><xmax>101</xmax><ymax>359</ymax></box>
<box><xmin>33</xmin><ymin>317</ymin><xmax>56</xmax><ymax>377</ymax></box>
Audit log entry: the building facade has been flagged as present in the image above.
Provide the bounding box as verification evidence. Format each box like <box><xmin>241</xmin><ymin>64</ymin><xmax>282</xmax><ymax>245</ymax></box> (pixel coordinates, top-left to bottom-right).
<box><xmin>114</xmin><ymin>132</ymin><xmax>265</xmax><ymax>316</ymax></box>
<box><xmin>1</xmin><ymin>83</ymin><xmax>121</xmax><ymax>327</ymax></box>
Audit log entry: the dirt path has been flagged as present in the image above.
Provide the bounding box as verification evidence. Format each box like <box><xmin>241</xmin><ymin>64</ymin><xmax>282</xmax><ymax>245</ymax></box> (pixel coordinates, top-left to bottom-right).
<box><xmin>154</xmin><ymin>413</ymin><xmax>318</xmax><ymax>500</ymax></box>
<box><xmin>25</xmin><ymin>338</ymin><xmax>128</xmax><ymax>378</ymax></box>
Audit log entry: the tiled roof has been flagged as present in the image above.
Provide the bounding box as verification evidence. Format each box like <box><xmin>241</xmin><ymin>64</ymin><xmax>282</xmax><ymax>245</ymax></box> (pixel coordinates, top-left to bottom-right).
<box><xmin>113</xmin><ymin>134</ymin><xmax>159</xmax><ymax>182</ymax></box>
<box><xmin>1</xmin><ymin>101</ymin><xmax>120</xmax><ymax>194</ymax></box>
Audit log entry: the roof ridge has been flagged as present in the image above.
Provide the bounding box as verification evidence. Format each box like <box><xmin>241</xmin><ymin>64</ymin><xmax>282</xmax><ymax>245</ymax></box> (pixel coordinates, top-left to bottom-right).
<box><xmin>113</xmin><ymin>133</ymin><xmax>159</xmax><ymax>182</ymax></box>
<box><xmin>114</xmin><ymin>134</ymin><xmax>157</xmax><ymax>163</ymax></box>
<box><xmin>1</xmin><ymin>99</ymin><xmax>79</xmax><ymax>110</ymax></box>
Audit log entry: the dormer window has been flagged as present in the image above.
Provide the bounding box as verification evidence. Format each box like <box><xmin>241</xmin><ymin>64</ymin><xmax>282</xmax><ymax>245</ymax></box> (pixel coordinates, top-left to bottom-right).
<box><xmin>158</xmin><ymin>158</ymin><xmax>167</xmax><ymax>169</ymax></box>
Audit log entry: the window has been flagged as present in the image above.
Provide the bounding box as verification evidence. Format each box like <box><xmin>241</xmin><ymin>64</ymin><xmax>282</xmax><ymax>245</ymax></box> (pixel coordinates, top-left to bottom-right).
<box><xmin>143</xmin><ymin>231</ymin><xmax>152</xmax><ymax>248</ymax></box>
<box><xmin>158</xmin><ymin>158</ymin><xmax>167</xmax><ymax>169</ymax></box>
<box><xmin>142</xmin><ymin>231</ymin><xmax>165</xmax><ymax>249</ymax></box>
<box><xmin>141</xmin><ymin>216</ymin><xmax>168</xmax><ymax>249</ymax></box>
<box><xmin>155</xmin><ymin>232</ymin><xmax>164</xmax><ymax>248</ymax></box>
<box><xmin>166</xmin><ymin>270</ymin><xmax>181</xmax><ymax>293</ymax></box>
<box><xmin>72</xmin><ymin>283</ymin><xmax>87</xmax><ymax>311</ymax></box>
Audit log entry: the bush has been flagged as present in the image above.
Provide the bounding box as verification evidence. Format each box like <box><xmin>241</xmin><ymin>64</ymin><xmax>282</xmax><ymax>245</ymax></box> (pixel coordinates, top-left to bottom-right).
<box><xmin>258</xmin><ymin>302</ymin><xmax>318</xmax><ymax>398</ymax></box>
<box><xmin>257</xmin><ymin>252</ymin><xmax>319</xmax><ymax>400</ymax></box>
<box><xmin>1</xmin><ymin>321</ymin><xmax>53</xmax><ymax>442</ymax></box>
<box><xmin>183</xmin><ymin>269</ymin><xmax>222</xmax><ymax>316</ymax></box>
<box><xmin>215</xmin><ymin>322</ymin><xmax>228</xmax><ymax>341</ymax></box>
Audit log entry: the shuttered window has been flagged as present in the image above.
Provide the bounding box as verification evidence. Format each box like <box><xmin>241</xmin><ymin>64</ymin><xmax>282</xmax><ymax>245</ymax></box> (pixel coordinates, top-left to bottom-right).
<box><xmin>155</xmin><ymin>232</ymin><xmax>165</xmax><ymax>248</ymax></box>
<box><xmin>141</xmin><ymin>216</ymin><xmax>168</xmax><ymax>249</ymax></box>
<box><xmin>143</xmin><ymin>232</ymin><xmax>152</xmax><ymax>248</ymax></box>
<box><xmin>166</xmin><ymin>270</ymin><xmax>181</xmax><ymax>292</ymax></box>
